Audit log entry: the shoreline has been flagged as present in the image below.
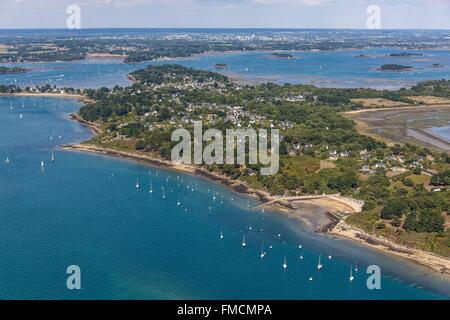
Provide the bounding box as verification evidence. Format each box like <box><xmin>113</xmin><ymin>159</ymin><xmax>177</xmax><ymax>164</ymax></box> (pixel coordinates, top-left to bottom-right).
<box><xmin>60</xmin><ymin>143</ymin><xmax>348</xmax><ymax>232</ymax></box>
<box><xmin>0</xmin><ymin>92</ymin><xmax>95</xmax><ymax>104</ymax></box>
<box><xmin>58</xmin><ymin>101</ymin><xmax>449</xmax><ymax>280</ymax></box>
<box><xmin>3</xmin><ymin>88</ymin><xmax>450</xmax><ymax>281</ymax></box>
<box><xmin>330</xmin><ymin>221</ymin><xmax>450</xmax><ymax>277</ymax></box>
<box><xmin>407</xmin><ymin>127</ymin><xmax>450</xmax><ymax>152</ymax></box>
<box><xmin>60</xmin><ymin>143</ymin><xmax>276</xmax><ymax>204</ymax></box>
<box><xmin>62</xmin><ymin>142</ymin><xmax>450</xmax><ymax>280</ymax></box>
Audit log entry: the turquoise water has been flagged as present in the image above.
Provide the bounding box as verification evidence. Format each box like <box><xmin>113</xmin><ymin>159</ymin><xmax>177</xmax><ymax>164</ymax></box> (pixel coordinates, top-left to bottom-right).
<box><xmin>0</xmin><ymin>96</ymin><xmax>449</xmax><ymax>299</ymax></box>
<box><xmin>2</xmin><ymin>48</ymin><xmax>450</xmax><ymax>89</ymax></box>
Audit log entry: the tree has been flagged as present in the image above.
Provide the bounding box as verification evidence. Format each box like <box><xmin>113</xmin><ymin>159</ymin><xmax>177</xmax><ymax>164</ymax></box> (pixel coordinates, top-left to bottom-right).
<box><xmin>158</xmin><ymin>107</ymin><xmax>171</xmax><ymax>121</ymax></box>
<box><xmin>412</xmin><ymin>166</ymin><xmax>422</xmax><ymax>175</ymax></box>
<box><xmin>380</xmin><ymin>199</ymin><xmax>408</xmax><ymax>219</ymax></box>
<box><xmin>327</xmin><ymin>170</ymin><xmax>359</xmax><ymax>192</ymax></box>
<box><xmin>391</xmin><ymin>216</ymin><xmax>401</xmax><ymax>228</ymax></box>
<box><xmin>362</xmin><ymin>198</ymin><xmax>376</xmax><ymax>211</ymax></box>
<box><xmin>404</xmin><ymin>210</ymin><xmax>444</xmax><ymax>233</ymax></box>
<box><xmin>430</xmin><ymin>170</ymin><xmax>450</xmax><ymax>186</ymax></box>
<box><xmin>99</xmin><ymin>106</ymin><xmax>112</xmax><ymax>119</ymax></box>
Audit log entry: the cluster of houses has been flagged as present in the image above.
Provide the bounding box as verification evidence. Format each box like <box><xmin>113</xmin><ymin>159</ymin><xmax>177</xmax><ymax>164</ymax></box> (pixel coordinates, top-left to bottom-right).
<box><xmin>7</xmin><ymin>85</ymin><xmax>79</xmax><ymax>96</ymax></box>
<box><xmin>286</xmin><ymin>141</ymin><xmax>435</xmax><ymax>179</ymax></box>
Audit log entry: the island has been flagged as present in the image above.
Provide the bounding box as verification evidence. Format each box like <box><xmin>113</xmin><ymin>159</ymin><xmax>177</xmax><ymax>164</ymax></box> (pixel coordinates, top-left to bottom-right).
<box><xmin>271</xmin><ymin>53</ymin><xmax>294</xmax><ymax>59</ymax></box>
<box><xmin>214</xmin><ymin>63</ymin><xmax>228</xmax><ymax>69</ymax></box>
<box><xmin>388</xmin><ymin>52</ymin><xmax>422</xmax><ymax>57</ymax></box>
<box><xmin>379</xmin><ymin>64</ymin><xmax>414</xmax><ymax>71</ymax></box>
<box><xmin>0</xmin><ymin>66</ymin><xmax>30</xmax><ymax>74</ymax></box>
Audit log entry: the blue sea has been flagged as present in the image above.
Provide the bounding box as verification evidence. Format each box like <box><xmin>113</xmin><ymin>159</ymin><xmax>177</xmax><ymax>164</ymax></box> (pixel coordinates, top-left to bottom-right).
<box><xmin>0</xmin><ymin>96</ymin><xmax>449</xmax><ymax>299</ymax></box>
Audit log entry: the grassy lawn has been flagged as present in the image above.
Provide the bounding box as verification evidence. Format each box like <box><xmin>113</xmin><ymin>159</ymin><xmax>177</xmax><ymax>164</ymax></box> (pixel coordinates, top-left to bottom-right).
<box><xmin>351</xmin><ymin>98</ymin><xmax>408</xmax><ymax>108</ymax></box>
<box><xmin>407</xmin><ymin>174</ymin><xmax>431</xmax><ymax>186</ymax></box>
<box><xmin>281</xmin><ymin>155</ymin><xmax>320</xmax><ymax>180</ymax></box>
<box><xmin>346</xmin><ymin>208</ymin><xmax>380</xmax><ymax>233</ymax></box>
<box><xmin>407</xmin><ymin>96</ymin><xmax>450</xmax><ymax>105</ymax></box>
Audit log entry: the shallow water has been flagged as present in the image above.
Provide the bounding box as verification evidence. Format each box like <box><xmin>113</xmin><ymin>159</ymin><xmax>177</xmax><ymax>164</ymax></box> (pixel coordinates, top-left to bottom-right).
<box><xmin>163</xmin><ymin>49</ymin><xmax>450</xmax><ymax>89</ymax></box>
<box><xmin>430</xmin><ymin>126</ymin><xmax>450</xmax><ymax>142</ymax></box>
<box><xmin>0</xmin><ymin>96</ymin><xmax>449</xmax><ymax>299</ymax></box>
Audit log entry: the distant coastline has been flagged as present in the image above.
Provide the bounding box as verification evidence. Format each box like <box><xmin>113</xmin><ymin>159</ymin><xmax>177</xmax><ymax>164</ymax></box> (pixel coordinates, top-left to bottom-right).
<box><xmin>0</xmin><ymin>91</ymin><xmax>94</xmax><ymax>104</ymax></box>
<box><xmin>0</xmin><ymin>66</ymin><xmax>30</xmax><ymax>74</ymax></box>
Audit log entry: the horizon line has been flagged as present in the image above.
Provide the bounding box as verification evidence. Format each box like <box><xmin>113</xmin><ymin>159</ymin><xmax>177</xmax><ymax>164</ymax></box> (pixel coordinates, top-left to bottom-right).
<box><xmin>0</xmin><ymin>27</ymin><xmax>450</xmax><ymax>31</ymax></box>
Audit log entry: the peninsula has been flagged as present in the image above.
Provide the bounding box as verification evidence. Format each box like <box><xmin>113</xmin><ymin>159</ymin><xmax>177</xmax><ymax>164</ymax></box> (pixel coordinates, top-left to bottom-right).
<box><xmin>0</xmin><ymin>66</ymin><xmax>30</xmax><ymax>74</ymax></box>
<box><xmin>2</xmin><ymin>64</ymin><xmax>449</xmax><ymax>275</ymax></box>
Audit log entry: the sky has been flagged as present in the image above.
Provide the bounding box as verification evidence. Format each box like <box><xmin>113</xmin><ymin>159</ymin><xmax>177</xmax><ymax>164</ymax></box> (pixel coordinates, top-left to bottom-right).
<box><xmin>0</xmin><ymin>0</ymin><xmax>449</xmax><ymax>29</ymax></box>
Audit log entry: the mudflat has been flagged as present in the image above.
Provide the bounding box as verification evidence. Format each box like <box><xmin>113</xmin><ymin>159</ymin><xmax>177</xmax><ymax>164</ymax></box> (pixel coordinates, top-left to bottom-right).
<box><xmin>344</xmin><ymin>105</ymin><xmax>450</xmax><ymax>152</ymax></box>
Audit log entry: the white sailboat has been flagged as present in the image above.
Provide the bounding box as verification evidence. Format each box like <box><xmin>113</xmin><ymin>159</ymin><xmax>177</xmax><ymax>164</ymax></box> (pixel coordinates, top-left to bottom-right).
<box><xmin>135</xmin><ymin>179</ymin><xmax>140</xmax><ymax>189</ymax></box>
<box><xmin>242</xmin><ymin>235</ymin><xmax>246</xmax><ymax>247</ymax></box>
<box><xmin>355</xmin><ymin>262</ymin><xmax>358</xmax><ymax>273</ymax></box>
<box><xmin>349</xmin><ymin>265</ymin><xmax>354</xmax><ymax>283</ymax></box>
<box><xmin>317</xmin><ymin>254</ymin><xmax>323</xmax><ymax>271</ymax></box>
<box><xmin>260</xmin><ymin>241</ymin><xmax>266</xmax><ymax>259</ymax></box>
<box><xmin>177</xmin><ymin>194</ymin><xmax>181</xmax><ymax>206</ymax></box>
<box><xmin>220</xmin><ymin>230</ymin><xmax>224</xmax><ymax>240</ymax></box>
<box><xmin>162</xmin><ymin>186</ymin><xmax>166</xmax><ymax>199</ymax></box>
<box><xmin>51</xmin><ymin>150</ymin><xmax>55</xmax><ymax>163</ymax></box>
<box><xmin>283</xmin><ymin>255</ymin><xmax>287</xmax><ymax>270</ymax></box>
<box><xmin>40</xmin><ymin>161</ymin><xmax>45</xmax><ymax>168</ymax></box>
<box><xmin>300</xmin><ymin>250</ymin><xmax>304</xmax><ymax>260</ymax></box>
<box><xmin>149</xmin><ymin>181</ymin><xmax>153</xmax><ymax>194</ymax></box>
<box><xmin>5</xmin><ymin>157</ymin><xmax>10</xmax><ymax>164</ymax></box>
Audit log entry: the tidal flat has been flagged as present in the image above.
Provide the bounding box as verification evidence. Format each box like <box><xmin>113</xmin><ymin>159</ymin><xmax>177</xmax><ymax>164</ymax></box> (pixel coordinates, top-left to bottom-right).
<box><xmin>345</xmin><ymin>105</ymin><xmax>450</xmax><ymax>152</ymax></box>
